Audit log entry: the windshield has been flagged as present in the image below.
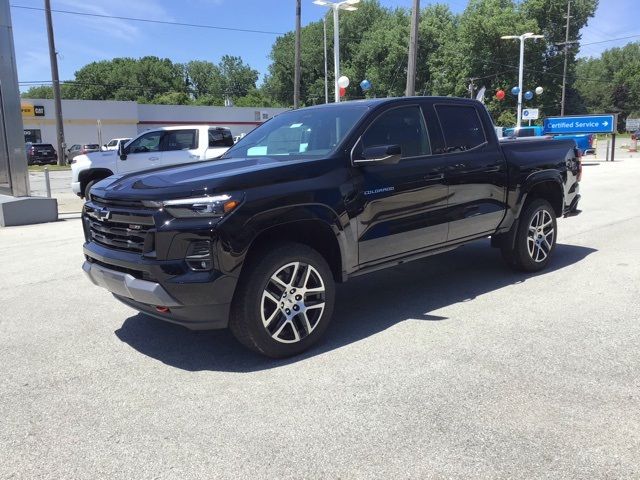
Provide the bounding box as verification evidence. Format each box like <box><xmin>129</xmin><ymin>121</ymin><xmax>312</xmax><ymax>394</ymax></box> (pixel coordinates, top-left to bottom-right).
<box><xmin>221</xmin><ymin>104</ymin><xmax>369</xmax><ymax>159</ymax></box>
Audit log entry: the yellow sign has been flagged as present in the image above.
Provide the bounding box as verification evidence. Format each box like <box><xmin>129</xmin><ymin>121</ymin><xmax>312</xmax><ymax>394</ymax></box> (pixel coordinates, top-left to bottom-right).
<box><xmin>21</xmin><ymin>103</ymin><xmax>35</xmax><ymax>116</ymax></box>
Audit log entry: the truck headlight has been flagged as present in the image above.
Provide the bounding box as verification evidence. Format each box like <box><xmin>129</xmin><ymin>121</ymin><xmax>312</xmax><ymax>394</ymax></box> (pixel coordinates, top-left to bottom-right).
<box><xmin>142</xmin><ymin>194</ymin><xmax>240</xmax><ymax>218</ymax></box>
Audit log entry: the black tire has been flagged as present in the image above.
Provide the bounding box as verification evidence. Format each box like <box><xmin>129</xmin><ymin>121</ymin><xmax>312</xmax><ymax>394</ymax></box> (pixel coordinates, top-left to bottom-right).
<box><xmin>501</xmin><ymin>198</ymin><xmax>557</xmax><ymax>272</ymax></box>
<box><xmin>84</xmin><ymin>180</ymin><xmax>96</xmax><ymax>200</ymax></box>
<box><xmin>229</xmin><ymin>242</ymin><xmax>335</xmax><ymax>358</ymax></box>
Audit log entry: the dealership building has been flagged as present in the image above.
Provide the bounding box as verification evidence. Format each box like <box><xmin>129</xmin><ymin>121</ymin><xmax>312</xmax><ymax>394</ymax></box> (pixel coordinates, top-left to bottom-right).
<box><xmin>20</xmin><ymin>99</ymin><xmax>288</xmax><ymax>147</ymax></box>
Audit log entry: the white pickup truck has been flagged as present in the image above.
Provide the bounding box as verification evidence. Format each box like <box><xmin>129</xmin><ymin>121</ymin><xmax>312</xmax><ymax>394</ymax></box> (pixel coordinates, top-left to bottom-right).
<box><xmin>71</xmin><ymin>125</ymin><xmax>234</xmax><ymax>198</ymax></box>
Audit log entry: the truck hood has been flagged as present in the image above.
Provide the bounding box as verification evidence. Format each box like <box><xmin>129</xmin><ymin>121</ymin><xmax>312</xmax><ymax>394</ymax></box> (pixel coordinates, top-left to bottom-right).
<box><xmin>91</xmin><ymin>156</ymin><xmax>339</xmax><ymax>200</ymax></box>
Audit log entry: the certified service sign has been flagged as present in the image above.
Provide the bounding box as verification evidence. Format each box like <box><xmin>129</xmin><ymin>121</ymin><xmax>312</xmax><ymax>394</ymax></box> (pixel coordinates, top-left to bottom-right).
<box><xmin>543</xmin><ymin>115</ymin><xmax>615</xmax><ymax>134</ymax></box>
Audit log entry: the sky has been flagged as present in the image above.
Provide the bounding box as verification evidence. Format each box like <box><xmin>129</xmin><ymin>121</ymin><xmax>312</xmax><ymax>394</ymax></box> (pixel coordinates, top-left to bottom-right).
<box><xmin>9</xmin><ymin>0</ymin><xmax>639</xmax><ymax>91</ymax></box>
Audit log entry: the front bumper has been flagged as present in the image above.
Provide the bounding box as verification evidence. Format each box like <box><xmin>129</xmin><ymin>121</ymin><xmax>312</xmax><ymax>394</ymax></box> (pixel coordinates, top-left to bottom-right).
<box><xmin>83</xmin><ymin>241</ymin><xmax>238</xmax><ymax>330</ymax></box>
<box><xmin>83</xmin><ymin>261</ymin><xmax>180</xmax><ymax>306</ymax></box>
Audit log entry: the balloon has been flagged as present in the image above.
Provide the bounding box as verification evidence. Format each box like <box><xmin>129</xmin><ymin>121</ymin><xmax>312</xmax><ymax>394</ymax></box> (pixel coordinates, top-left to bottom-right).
<box><xmin>339</xmin><ymin>87</ymin><xmax>346</xmax><ymax>97</ymax></box>
<box><xmin>511</xmin><ymin>86</ymin><xmax>520</xmax><ymax>96</ymax></box>
<box><xmin>496</xmin><ymin>89</ymin><xmax>505</xmax><ymax>100</ymax></box>
<box><xmin>535</xmin><ymin>86</ymin><xmax>544</xmax><ymax>95</ymax></box>
<box><xmin>524</xmin><ymin>90</ymin><xmax>534</xmax><ymax>100</ymax></box>
<box><xmin>360</xmin><ymin>79</ymin><xmax>371</xmax><ymax>91</ymax></box>
<box><xmin>337</xmin><ymin>76</ymin><xmax>350</xmax><ymax>88</ymax></box>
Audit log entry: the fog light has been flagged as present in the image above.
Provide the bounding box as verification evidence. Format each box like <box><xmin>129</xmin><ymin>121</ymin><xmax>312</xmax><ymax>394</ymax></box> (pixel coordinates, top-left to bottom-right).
<box><xmin>186</xmin><ymin>240</ymin><xmax>213</xmax><ymax>271</ymax></box>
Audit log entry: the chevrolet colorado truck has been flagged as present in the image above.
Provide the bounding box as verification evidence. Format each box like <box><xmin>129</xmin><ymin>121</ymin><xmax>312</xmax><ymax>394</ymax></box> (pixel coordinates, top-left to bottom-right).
<box><xmin>71</xmin><ymin>125</ymin><xmax>234</xmax><ymax>199</ymax></box>
<box><xmin>81</xmin><ymin>97</ymin><xmax>582</xmax><ymax>358</ymax></box>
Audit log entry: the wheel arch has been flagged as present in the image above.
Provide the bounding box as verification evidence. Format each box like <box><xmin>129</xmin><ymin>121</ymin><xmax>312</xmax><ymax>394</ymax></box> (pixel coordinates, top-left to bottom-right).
<box><xmin>237</xmin><ymin>203</ymin><xmax>354</xmax><ymax>283</ymax></box>
<box><xmin>78</xmin><ymin>168</ymin><xmax>114</xmax><ymax>197</ymax></box>
<box><xmin>517</xmin><ymin>172</ymin><xmax>564</xmax><ymax>219</ymax></box>
<box><xmin>245</xmin><ymin>219</ymin><xmax>345</xmax><ymax>282</ymax></box>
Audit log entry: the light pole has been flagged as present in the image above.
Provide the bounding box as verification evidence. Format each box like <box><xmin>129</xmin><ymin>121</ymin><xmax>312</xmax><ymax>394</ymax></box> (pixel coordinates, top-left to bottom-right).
<box><xmin>313</xmin><ymin>0</ymin><xmax>360</xmax><ymax>103</ymax></box>
<box><xmin>323</xmin><ymin>15</ymin><xmax>328</xmax><ymax>103</ymax></box>
<box><xmin>501</xmin><ymin>32</ymin><xmax>543</xmax><ymax>128</ymax></box>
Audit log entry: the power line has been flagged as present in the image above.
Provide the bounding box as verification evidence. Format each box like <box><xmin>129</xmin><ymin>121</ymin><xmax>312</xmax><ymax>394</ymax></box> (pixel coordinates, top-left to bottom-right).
<box><xmin>10</xmin><ymin>4</ymin><xmax>286</xmax><ymax>36</ymax></box>
<box><xmin>580</xmin><ymin>33</ymin><xmax>640</xmax><ymax>47</ymax></box>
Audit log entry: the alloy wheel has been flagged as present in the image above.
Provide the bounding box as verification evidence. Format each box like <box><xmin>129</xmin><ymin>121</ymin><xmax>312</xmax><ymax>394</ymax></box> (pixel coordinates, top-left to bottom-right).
<box><xmin>260</xmin><ymin>262</ymin><xmax>326</xmax><ymax>344</ymax></box>
<box><xmin>527</xmin><ymin>209</ymin><xmax>555</xmax><ymax>263</ymax></box>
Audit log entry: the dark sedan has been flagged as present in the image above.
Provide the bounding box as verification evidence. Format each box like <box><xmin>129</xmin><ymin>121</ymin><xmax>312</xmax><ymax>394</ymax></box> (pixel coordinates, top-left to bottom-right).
<box><xmin>67</xmin><ymin>144</ymin><xmax>101</xmax><ymax>163</ymax></box>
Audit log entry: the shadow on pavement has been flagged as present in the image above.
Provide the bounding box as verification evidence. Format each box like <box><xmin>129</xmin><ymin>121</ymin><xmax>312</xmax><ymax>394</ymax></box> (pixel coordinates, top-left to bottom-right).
<box><xmin>115</xmin><ymin>241</ymin><xmax>596</xmax><ymax>372</ymax></box>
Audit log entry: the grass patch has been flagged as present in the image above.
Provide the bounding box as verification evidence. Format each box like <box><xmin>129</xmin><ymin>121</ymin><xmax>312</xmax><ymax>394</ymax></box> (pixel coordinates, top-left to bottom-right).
<box><xmin>28</xmin><ymin>164</ymin><xmax>71</xmax><ymax>172</ymax></box>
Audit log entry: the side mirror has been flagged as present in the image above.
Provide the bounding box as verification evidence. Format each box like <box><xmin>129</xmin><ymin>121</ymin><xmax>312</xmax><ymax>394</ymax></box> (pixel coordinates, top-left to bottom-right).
<box><xmin>354</xmin><ymin>144</ymin><xmax>402</xmax><ymax>166</ymax></box>
<box><xmin>118</xmin><ymin>142</ymin><xmax>127</xmax><ymax>160</ymax></box>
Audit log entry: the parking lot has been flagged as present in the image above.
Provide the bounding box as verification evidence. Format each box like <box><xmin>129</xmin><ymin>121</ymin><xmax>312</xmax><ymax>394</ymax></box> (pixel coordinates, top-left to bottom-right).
<box><xmin>1</xmin><ymin>158</ymin><xmax>639</xmax><ymax>479</ymax></box>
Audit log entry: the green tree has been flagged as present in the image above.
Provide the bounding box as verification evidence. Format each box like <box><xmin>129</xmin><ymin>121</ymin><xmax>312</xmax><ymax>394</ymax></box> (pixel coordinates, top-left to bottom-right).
<box><xmin>151</xmin><ymin>91</ymin><xmax>191</xmax><ymax>105</ymax></box>
<box><xmin>21</xmin><ymin>84</ymin><xmax>73</xmax><ymax>99</ymax></box>
<box><xmin>21</xmin><ymin>85</ymin><xmax>54</xmax><ymax>99</ymax></box>
<box><xmin>185</xmin><ymin>60</ymin><xmax>219</xmax><ymax>98</ymax></box>
<box><xmin>575</xmin><ymin>42</ymin><xmax>640</xmax><ymax>130</ymax></box>
<box><xmin>233</xmin><ymin>88</ymin><xmax>283</xmax><ymax>107</ymax></box>
<box><xmin>64</xmin><ymin>56</ymin><xmax>187</xmax><ymax>102</ymax></box>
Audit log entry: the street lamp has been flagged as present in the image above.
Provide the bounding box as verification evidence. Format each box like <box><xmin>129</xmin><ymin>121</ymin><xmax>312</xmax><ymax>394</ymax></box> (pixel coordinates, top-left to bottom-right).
<box><xmin>501</xmin><ymin>32</ymin><xmax>544</xmax><ymax>128</ymax></box>
<box><xmin>313</xmin><ymin>0</ymin><xmax>360</xmax><ymax>102</ymax></box>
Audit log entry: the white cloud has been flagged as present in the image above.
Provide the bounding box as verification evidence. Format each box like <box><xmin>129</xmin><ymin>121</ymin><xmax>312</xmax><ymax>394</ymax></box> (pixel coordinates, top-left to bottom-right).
<box><xmin>54</xmin><ymin>0</ymin><xmax>174</xmax><ymax>43</ymax></box>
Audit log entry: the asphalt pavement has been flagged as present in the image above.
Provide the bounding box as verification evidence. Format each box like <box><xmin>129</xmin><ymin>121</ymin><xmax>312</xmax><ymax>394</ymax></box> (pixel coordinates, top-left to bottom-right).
<box><xmin>1</xmin><ymin>158</ymin><xmax>639</xmax><ymax>479</ymax></box>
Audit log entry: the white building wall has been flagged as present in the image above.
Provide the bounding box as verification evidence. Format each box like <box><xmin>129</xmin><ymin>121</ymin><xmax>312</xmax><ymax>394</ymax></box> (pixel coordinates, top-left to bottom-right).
<box><xmin>21</xmin><ymin>99</ymin><xmax>289</xmax><ymax>150</ymax></box>
<box><xmin>21</xmin><ymin>99</ymin><xmax>139</xmax><ymax>149</ymax></box>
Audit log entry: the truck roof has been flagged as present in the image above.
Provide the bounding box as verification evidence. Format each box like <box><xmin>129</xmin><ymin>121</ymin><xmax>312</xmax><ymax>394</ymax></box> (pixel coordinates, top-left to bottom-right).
<box><xmin>143</xmin><ymin>125</ymin><xmax>231</xmax><ymax>132</ymax></box>
<box><xmin>299</xmin><ymin>96</ymin><xmax>481</xmax><ymax>111</ymax></box>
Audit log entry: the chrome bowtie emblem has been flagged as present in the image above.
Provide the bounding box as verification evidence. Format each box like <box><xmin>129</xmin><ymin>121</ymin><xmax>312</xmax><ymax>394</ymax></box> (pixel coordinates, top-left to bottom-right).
<box><xmin>94</xmin><ymin>207</ymin><xmax>111</xmax><ymax>221</ymax></box>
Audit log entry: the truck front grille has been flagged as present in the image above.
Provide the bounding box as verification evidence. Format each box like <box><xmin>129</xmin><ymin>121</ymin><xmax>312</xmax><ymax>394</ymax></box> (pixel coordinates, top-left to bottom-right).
<box><xmin>85</xmin><ymin>205</ymin><xmax>155</xmax><ymax>253</ymax></box>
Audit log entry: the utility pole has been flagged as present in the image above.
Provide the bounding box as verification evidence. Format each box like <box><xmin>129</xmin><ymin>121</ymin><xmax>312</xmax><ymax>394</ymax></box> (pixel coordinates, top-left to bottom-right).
<box><xmin>293</xmin><ymin>0</ymin><xmax>301</xmax><ymax>109</ymax></box>
<box><xmin>405</xmin><ymin>0</ymin><xmax>420</xmax><ymax>96</ymax></box>
<box><xmin>44</xmin><ymin>0</ymin><xmax>65</xmax><ymax>166</ymax></box>
<box><xmin>558</xmin><ymin>0</ymin><xmax>577</xmax><ymax>117</ymax></box>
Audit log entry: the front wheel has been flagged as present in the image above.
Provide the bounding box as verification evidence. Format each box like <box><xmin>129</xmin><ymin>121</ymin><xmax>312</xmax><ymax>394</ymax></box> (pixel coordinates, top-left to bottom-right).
<box><xmin>502</xmin><ymin>198</ymin><xmax>557</xmax><ymax>272</ymax></box>
<box><xmin>230</xmin><ymin>243</ymin><xmax>335</xmax><ymax>358</ymax></box>
<box><xmin>83</xmin><ymin>180</ymin><xmax>96</xmax><ymax>200</ymax></box>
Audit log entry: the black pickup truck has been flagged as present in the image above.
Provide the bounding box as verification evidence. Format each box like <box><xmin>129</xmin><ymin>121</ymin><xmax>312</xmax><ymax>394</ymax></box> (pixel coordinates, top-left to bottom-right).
<box><xmin>82</xmin><ymin>97</ymin><xmax>581</xmax><ymax>357</ymax></box>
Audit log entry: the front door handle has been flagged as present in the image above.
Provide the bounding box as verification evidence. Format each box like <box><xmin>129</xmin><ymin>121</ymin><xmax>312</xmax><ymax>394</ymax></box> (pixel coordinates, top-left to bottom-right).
<box><xmin>149</xmin><ymin>156</ymin><xmax>160</xmax><ymax>161</ymax></box>
<box><xmin>424</xmin><ymin>173</ymin><xmax>444</xmax><ymax>181</ymax></box>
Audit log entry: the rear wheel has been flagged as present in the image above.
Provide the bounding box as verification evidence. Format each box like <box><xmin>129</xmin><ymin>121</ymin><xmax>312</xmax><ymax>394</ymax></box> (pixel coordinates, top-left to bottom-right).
<box><xmin>502</xmin><ymin>198</ymin><xmax>557</xmax><ymax>272</ymax></box>
<box><xmin>229</xmin><ymin>242</ymin><xmax>335</xmax><ymax>358</ymax></box>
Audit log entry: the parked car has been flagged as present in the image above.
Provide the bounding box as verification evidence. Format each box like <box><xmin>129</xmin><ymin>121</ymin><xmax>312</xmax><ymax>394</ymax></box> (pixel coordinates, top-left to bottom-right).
<box><xmin>503</xmin><ymin>126</ymin><xmax>595</xmax><ymax>154</ymax></box>
<box><xmin>103</xmin><ymin>138</ymin><xmax>131</xmax><ymax>151</ymax></box>
<box><xmin>26</xmin><ymin>143</ymin><xmax>57</xmax><ymax>165</ymax></box>
<box><xmin>67</xmin><ymin>144</ymin><xmax>101</xmax><ymax>163</ymax></box>
<box><xmin>71</xmin><ymin>126</ymin><xmax>233</xmax><ymax>199</ymax></box>
<box><xmin>81</xmin><ymin>97</ymin><xmax>582</xmax><ymax>358</ymax></box>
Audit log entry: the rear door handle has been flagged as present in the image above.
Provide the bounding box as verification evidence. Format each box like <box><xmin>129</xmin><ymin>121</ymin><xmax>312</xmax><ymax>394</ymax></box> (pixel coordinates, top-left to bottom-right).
<box><xmin>424</xmin><ymin>173</ymin><xmax>444</xmax><ymax>181</ymax></box>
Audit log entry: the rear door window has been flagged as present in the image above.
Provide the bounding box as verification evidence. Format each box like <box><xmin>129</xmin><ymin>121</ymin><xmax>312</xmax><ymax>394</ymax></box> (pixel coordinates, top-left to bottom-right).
<box><xmin>163</xmin><ymin>130</ymin><xmax>198</xmax><ymax>151</ymax></box>
<box><xmin>435</xmin><ymin>105</ymin><xmax>487</xmax><ymax>153</ymax></box>
<box><xmin>209</xmin><ymin>129</ymin><xmax>234</xmax><ymax>147</ymax></box>
<box><xmin>361</xmin><ymin>106</ymin><xmax>431</xmax><ymax>158</ymax></box>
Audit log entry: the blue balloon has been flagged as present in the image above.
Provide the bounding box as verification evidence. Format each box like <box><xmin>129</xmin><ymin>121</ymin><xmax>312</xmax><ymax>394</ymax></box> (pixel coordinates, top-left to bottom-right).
<box><xmin>360</xmin><ymin>79</ymin><xmax>372</xmax><ymax>91</ymax></box>
<box><xmin>524</xmin><ymin>90</ymin><xmax>534</xmax><ymax>100</ymax></box>
<box><xmin>511</xmin><ymin>86</ymin><xmax>520</xmax><ymax>95</ymax></box>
